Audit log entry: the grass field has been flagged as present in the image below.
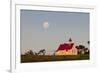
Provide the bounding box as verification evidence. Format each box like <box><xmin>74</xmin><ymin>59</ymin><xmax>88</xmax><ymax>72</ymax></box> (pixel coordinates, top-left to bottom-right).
<box><xmin>21</xmin><ymin>54</ymin><xmax>89</xmax><ymax>63</ymax></box>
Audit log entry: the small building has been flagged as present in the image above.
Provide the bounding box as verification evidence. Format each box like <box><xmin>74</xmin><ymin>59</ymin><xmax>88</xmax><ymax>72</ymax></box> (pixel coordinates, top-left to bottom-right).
<box><xmin>55</xmin><ymin>38</ymin><xmax>78</xmax><ymax>55</ymax></box>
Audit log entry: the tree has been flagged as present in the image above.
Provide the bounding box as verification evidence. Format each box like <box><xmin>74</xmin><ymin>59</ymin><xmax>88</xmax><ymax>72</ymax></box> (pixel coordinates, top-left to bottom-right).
<box><xmin>84</xmin><ymin>48</ymin><xmax>89</xmax><ymax>54</ymax></box>
<box><xmin>38</xmin><ymin>49</ymin><xmax>46</xmax><ymax>55</ymax></box>
<box><xmin>76</xmin><ymin>46</ymin><xmax>81</xmax><ymax>54</ymax></box>
<box><xmin>78</xmin><ymin>45</ymin><xmax>85</xmax><ymax>49</ymax></box>
<box><xmin>25</xmin><ymin>50</ymin><xmax>34</xmax><ymax>55</ymax></box>
<box><xmin>76</xmin><ymin>45</ymin><xmax>86</xmax><ymax>54</ymax></box>
<box><xmin>87</xmin><ymin>41</ymin><xmax>90</xmax><ymax>45</ymax></box>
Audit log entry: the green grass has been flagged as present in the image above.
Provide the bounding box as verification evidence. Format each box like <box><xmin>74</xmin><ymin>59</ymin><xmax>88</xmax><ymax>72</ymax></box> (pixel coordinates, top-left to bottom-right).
<box><xmin>21</xmin><ymin>54</ymin><xmax>89</xmax><ymax>63</ymax></box>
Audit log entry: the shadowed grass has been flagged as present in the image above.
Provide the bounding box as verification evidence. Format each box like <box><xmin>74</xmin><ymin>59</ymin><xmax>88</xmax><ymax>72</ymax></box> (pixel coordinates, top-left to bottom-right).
<box><xmin>21</xmin><ymin>54</ymin><xmax>89</xmax><ymax>63</ymax></box>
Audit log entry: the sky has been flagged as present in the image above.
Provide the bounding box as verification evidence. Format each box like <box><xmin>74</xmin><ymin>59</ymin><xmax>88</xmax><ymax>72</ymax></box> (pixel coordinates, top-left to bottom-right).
<box><xmin>20</xmin><ymin>10</ymin><xmax>89</xmax><ymax>55</ymax></box>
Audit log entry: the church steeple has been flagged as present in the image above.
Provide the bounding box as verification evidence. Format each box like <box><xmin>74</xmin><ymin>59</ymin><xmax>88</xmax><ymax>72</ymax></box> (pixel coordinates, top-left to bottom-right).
<box><xmin>69</xmin><ymin>38</ymin><xmax>72</xmax><ymax>42</ymax></box>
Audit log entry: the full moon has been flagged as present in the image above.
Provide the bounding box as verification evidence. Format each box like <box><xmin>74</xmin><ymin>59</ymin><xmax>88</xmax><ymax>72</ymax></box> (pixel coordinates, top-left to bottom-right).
<box><xmin>43</xmin><ymin>21</ymin><xmax>49</xmax><ymax>29</ymax></box>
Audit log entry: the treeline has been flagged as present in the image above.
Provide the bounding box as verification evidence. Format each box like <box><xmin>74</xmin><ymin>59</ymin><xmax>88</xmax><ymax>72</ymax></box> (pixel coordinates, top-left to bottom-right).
<box><xmin>24</xmin><ymin>49</ymin><xmax>46</xmax><ymax>56</ymax></box>
<box><xmin>76</xmin><ymin>45</ymin><xmax>89</xmax><ymax>55</ymax></box>
<box><xmin>76</xmin><ymin>41</ymin><xmax>90</xmax><ymax>55</ymax></box>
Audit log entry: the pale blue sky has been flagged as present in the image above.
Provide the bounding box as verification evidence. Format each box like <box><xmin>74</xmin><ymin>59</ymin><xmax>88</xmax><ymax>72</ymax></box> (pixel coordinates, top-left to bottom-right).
<box><xmin>20</xmin><ymin>10</ymin><xmax>89</xmax><ymax>55</ymax></box>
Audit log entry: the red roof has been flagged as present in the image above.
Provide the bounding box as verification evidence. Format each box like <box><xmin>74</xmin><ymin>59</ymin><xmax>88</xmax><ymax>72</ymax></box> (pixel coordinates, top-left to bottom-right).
<box><xmin>56</xmin><ymin>43</ymin><xmax>74</xmax><ymax>52</ymax></box>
